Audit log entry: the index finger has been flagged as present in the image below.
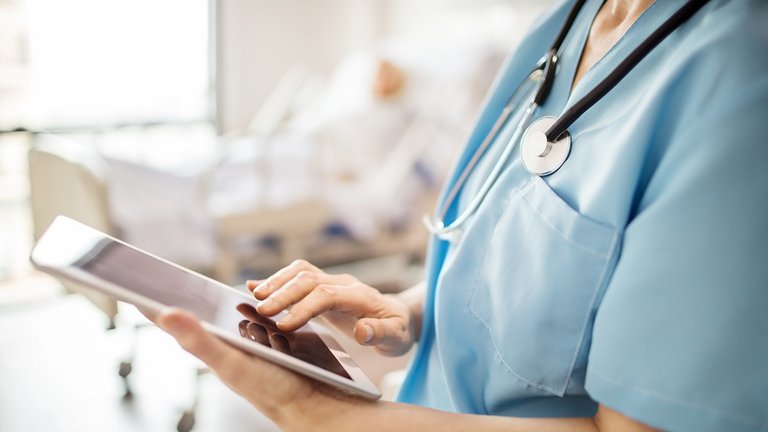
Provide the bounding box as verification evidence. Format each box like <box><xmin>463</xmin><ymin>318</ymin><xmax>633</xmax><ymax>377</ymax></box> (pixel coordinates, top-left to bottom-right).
<box><xmin>252</xmin><ymin>259</ymin><xmax>320</xmax><ymax>300</ymax></box>
<box><xmin>246</xmin><ymin>280</ymin><xmax>264</xmax><ymax>292</ymax></box>
<box><xmin>276</xmin><ymin>284</ymin><xmax>379</xmax><ymax>331</ymax></box>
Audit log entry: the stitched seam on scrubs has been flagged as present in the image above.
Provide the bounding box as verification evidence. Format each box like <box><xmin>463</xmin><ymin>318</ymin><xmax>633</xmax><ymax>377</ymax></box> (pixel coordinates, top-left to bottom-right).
<box><xmin>521</xmin><ymin>190</ymin><xmax>611</xmax><ymax>259</ymax></box>
<box><xmin>469</xmin><ymin>296</ymin><xmax>564</xmax><ymax>395</ymax></box>
<box><xmin>563</xmin><ymin>226</ymin><xmax>620</xmax><ymax>393</ymax></box>
<box><xmin>466</xmin><ymin>179</ymin><xmax>563</xmax><ymax>395</ymax></box>
<box><xmin>588</xmin><ymin>369</ymin><xmax>765</xmax><ymax>429</ymax></box>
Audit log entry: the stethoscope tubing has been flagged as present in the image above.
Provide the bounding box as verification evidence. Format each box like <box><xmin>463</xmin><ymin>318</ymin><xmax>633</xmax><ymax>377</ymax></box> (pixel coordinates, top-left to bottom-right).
<box><xmin>423</xmin><ymin>99</ymin><xmax>538</xmax><ymax>238</ymax></box>
<box><xmin>422</xmin><ymin>0</ymin><xmax>585</xmax><ymax>239</ymax></box>
<box><xmin>544</xmin><ymin>0</ymin><xmax>711</xmax><ymax>142</ymax></box>
<box><xmin>424</xmin><ymin>0</ymin><xmax>711</xmax><ymax>240</ymax></box>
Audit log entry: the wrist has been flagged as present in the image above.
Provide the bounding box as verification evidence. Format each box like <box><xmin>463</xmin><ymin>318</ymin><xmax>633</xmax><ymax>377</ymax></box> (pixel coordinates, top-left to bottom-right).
<box><xmin>251</xmin><ymin>371</ymin><xmax>326</xmax><ymax>429</ymax></box>
<box><xmin>278</xmin><ymin>386</ymin><xmax>365</xmax><ymax>432</ymax></box>
<box><xmin>269</xmin><ymin>387</ymin><xmax>321</xmax><ymax>430</ymax></box>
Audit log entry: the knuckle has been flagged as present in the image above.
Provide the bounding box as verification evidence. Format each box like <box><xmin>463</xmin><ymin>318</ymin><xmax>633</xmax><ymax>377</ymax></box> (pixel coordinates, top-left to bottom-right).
<box><xmin>287</xmin><ymin>303</ymin><xmax>314</xmax><ymax>322</ymax></box>
<box><xmin>265</xmin><ymin>293</ymin><xmax>283</xmax><ymax>308</ymax></box>
<box><xmin>380</xmin><ymin>322</ymin><xmax>398</xmax><ymax>339</ymax></box>
<box><xmin>290</xmin><ymin>259</ymin><xmax>308</xmax><ymax>268</ymax></box>
<box><xmin>361</xmin><ymin>286</ymin><xmax>380</xmax><ymax>302</ymax></box>
<box><xmin>377</xmin><ymin>319</ymin><xmax>404</xmax><ymax>340</ymax></box>
<box><xmin>314</xmin><ymin>284</ymin><xmax>336</xmax><ymax>299</ymax></box>
<box><xmin>353</xmin><ymin>281</ymin><xmax>370</xmax><ymax>292</ymax></box>
<box><xmin>295</xmin><ymin>270</ymin><xmax>315</xmax><ymax>283</ymax></box>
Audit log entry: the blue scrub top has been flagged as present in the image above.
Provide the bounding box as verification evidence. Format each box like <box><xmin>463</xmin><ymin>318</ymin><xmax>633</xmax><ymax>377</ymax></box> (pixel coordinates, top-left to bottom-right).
<box><xmin>397</xmin><ymin>1</ymin><xmax>768</xmax><ymax>431</ymax></box>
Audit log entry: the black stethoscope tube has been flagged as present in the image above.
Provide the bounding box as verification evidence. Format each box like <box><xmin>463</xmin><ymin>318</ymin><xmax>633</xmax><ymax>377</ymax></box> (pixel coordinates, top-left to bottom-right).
<box><xmin>543</xmin><ymin>0</ymin><xmax>710</xmax><ymax>142</ymax></box>
<box><xmin>424</xmin><ymin>0</ymin><xmax>711</xmax><ymax>237</ymax></box>
<box><xmin>533</xmin><ymin>0</ymin><xmax>587</xmax><ymax>107</ymax></box>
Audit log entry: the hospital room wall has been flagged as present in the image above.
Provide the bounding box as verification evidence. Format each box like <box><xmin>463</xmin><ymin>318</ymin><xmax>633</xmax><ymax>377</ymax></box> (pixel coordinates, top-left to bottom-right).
<box><xmin>216</xmin><ymin>0</ymin><xmax>556</xmax><ymax>133</ymax></box>
<box><xmin>217</xmin><ymin>0</ymin><xmax>385</xmax><ymax>133</ymax></box>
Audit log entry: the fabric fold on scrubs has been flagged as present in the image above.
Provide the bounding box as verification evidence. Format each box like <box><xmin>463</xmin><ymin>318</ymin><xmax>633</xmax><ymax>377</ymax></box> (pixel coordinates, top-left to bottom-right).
<box><xmin>399</xmin><ymin>0</ymin><xmax>768</xmax><ymax>431</ymax></box>
<box><xmin>585</xmin><ymin>27</ymin><xmax>768</xmax><ymax>432</ymax></box>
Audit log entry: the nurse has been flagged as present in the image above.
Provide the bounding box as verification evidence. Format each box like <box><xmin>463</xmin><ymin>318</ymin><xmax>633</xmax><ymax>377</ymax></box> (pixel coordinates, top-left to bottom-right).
<box><xmin>156</xmin><ymin>0</ymin><xmax>768</xmax><ymax>430</ymax></box>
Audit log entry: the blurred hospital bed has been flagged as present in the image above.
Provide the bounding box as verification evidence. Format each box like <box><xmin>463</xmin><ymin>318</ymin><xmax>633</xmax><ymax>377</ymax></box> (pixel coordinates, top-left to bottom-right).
<box><xmin>25</xmin><ymin>40</ymin><xmax>506</xmax><ymax>431</ymax></box>
<box><xmin>28</xmin><ymin>39</ymin><xmax>506</xmax><ymax>288</ymax></box>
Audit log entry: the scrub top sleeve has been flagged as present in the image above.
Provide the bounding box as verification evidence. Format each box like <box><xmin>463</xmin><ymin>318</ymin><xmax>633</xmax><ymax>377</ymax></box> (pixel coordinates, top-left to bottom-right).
<box><xmin>585</xmin><ymin>82</ymin><xmax>768</xmax><ymax>432</ymax></box>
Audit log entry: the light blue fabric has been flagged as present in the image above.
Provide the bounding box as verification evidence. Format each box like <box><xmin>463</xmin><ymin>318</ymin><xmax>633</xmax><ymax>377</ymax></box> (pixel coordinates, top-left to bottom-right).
<box><xmin>397</xmin><ymin>1</ymin><xmax>768</xmax><ymax>431</ymax></box>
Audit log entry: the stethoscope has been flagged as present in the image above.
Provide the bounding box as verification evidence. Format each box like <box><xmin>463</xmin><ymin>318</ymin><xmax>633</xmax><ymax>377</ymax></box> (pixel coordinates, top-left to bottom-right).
<box><xmin>424</xmin><ymin>0</ymin><xmax>709</xmax><ymax>241</ymax></box>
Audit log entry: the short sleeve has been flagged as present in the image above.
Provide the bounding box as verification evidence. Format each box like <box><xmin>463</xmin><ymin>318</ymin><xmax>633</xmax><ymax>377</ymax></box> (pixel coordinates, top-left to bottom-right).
<box><xmin>585</xmin><ymin>76</ymin><xmax>768</xmax><ymax>431</ymax></box>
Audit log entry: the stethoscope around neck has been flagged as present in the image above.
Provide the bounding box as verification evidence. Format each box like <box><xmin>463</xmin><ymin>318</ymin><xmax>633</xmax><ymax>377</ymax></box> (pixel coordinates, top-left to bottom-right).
<box><xmin>424</xmin><ymin>0</ymin><xmax>710</xmax><ymax>241</ymax></box>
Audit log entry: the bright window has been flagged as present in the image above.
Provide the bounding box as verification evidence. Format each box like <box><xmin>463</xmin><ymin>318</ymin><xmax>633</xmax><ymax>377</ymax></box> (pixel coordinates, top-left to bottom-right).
<box><xmin>21</xmin><ymin>0</ymin><xmax>210</xmax><ymax>128</ymax></box>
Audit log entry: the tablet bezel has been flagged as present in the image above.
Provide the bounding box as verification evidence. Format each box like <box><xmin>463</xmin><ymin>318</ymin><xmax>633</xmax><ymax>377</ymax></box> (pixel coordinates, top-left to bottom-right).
<box><xmin>30</xmin><ymin>215</ymin><xmax>381</xmax><ymax>400</ymax></box>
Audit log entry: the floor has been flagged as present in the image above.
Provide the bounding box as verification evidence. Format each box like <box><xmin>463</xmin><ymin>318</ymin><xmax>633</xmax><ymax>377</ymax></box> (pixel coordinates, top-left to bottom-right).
<box><xmin>0</xmin><ymin>134</ymin><xmax>31</xmax><ymax>283</ymax></box>
<box><xmin>0</xmin><ymin>295</ymin><xmax>282</xmax><ymax>432</ymax></box>
<box><xmin>0</xmin><ymin>291</ymin><xmax>412</xmax><ymax>432</ymax></box>
<box><xmin>0</xmin><ymin>133</ymin><xmax>412</xmax><ymax>432</ymax></box>
<box><xmin>0</xmin><ymin>291</ymin><xmax>415</xmax><ymax>432</ymax></box>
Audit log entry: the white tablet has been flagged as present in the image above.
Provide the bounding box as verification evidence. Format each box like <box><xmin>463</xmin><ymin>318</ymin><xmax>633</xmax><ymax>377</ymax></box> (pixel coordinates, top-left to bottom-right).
<box><xmin>30</xmin><ymin>215</ymin><xmax>381</xmax><ymax>400</ymax></box>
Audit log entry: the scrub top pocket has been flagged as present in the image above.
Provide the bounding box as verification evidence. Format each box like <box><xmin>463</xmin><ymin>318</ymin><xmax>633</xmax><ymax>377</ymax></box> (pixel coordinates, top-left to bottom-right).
<box><xmin>468</xmin><ymin>176</ymin><xmax>619</xmax><ymax>397</ymax></box>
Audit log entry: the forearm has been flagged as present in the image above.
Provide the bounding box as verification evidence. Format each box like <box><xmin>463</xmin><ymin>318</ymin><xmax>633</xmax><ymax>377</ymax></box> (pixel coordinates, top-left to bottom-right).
<box><xmin>157</xmin><ymin>281</ymin><xmax>655</xmax><ymax>432</ymax></box>
<box><xmin>279</xmin><ymin>387</ymin><xmax>660</xmax><ymax>432</ymax></box>
<box><xmin>283</xmin><ymin>394</ymin><xmax>599</xmax><ymax>432</ymax></box>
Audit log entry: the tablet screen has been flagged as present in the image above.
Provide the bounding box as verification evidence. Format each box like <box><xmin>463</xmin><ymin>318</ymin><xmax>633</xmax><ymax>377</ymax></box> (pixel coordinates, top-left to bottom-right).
<box><xmin>72</xmin><ymin>237</ymin><xmax>350</xmax><ymax>379</ymax></box>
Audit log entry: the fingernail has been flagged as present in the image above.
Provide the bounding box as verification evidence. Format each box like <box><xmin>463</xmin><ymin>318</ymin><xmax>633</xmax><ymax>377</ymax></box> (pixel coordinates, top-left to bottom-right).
<box><xmin>279</xmin><ymin>314</ymin><xmax>295</xmax><ymax>327</ymax></box>
<box><xmin>363</xmin><ymin>325</ymin><xmax>373</xmax><ymax>343</ymax></box>
<box><xmin>257</xmin><ymin>298</ymin><xmax>272</xmax><ymax>310</ymax></box>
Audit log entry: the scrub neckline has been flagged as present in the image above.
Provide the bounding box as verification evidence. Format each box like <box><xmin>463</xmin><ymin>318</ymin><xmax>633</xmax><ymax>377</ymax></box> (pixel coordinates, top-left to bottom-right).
<box><xmin>564</xmin><ymin>0</ymin><xmax>684</xmax><ymax>110</ymax></box>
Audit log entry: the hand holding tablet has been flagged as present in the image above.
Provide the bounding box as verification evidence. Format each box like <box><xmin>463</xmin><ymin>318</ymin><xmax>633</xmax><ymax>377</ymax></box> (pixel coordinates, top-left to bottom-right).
<box><xmin>153</xmin><ymin>307</ymin><xmax>329</xmax><ymax>421</ymax></box>
<box><xmin>30</xmin><ymin>216</ymin><xmax>382</xmax><ymax>400</ymax></box>
<box><xmin>247</xmin><ymin>259</ymin><xmax>418</xmax><ymax>358</ymax></box>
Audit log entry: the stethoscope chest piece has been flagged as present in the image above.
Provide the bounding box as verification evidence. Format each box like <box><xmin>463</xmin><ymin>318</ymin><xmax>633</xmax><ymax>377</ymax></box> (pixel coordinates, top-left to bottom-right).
<box><xmin>521</xmin><ymin>116</ymin><xmax>571</xmax><ymax>176</ymax></box>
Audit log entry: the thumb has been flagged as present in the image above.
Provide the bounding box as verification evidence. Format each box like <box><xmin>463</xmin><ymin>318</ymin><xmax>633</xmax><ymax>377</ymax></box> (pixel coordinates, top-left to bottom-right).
<box><xmin>353</xmin><ymin>317</ymin><xmax>409</xmax><ymax>349</ymax></box>
<box><xmin>156</xmin><ymin>308</ymin><xmax>314</xmax><ymax>414</ymax></box>
<box><xmin>353</xmin><ymin>320</ymin><xmax>375</xmax><ymax>345</ymax></box>
<box><xmin>156</xmin><ymin>308</ymin><xmax>247</xmax><ymax>373</ymax></box>
<box><xmin>156</xmin><ymin>308</ymin><xmax>199</xmax><ymax>340</ymax></box>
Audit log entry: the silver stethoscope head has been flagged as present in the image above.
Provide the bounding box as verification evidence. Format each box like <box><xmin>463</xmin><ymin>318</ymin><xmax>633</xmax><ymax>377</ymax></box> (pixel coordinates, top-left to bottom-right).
<box><xmin>520</xmin><ymin>116</ymin><xmax>571</xmax><ymax>176</ymax></box>
<box><xmin>421</xmin><ymin>49</ymin><xmax>559</xmax><ymax>242</ymax></box>
<box><xmin>422</xmin><ymin>106</ymin><xmax>569</xmax><ymax>242</ymax></box>
<box><xmin>422</xmin><ymin>99</ymin><xmax>540</xmax><ymax>242</ymax></box>
<box><xmin>423</xmin><ymin>0</ymin><xmax>710</xmax><ymax>243</ymax></box>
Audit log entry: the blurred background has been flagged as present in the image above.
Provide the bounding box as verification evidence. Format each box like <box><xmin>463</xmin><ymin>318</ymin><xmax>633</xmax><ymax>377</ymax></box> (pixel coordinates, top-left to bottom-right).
<box><xmin>0</xmin><ymin>0</ymin><xmax>553</xmax><ymax>430</ymax></box>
